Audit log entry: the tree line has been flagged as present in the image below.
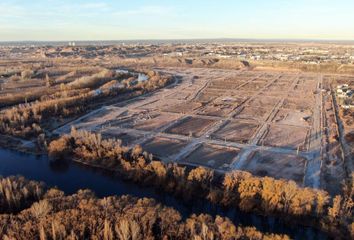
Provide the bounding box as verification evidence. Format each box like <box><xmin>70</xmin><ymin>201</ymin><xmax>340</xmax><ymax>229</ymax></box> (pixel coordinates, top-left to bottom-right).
<box><xmin>48</xmin><ymin>129</ymin><xmax>354</xmax><ymax>239</ymax></box>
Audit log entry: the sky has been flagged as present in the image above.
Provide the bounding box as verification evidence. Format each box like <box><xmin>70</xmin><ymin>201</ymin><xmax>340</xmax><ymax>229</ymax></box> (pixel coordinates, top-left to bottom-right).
<box><xmin>1</xmin><ymin>0</ymin><xmax>354</xmax><ymax>41</ymax></box>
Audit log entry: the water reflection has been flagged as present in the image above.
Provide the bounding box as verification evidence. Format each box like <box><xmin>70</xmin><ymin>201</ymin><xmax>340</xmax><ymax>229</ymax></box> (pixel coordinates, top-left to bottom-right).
<box><xmin>0</xmin><ymin>147</ymin><xmax>328</xmax><ymax>240</ymax></box>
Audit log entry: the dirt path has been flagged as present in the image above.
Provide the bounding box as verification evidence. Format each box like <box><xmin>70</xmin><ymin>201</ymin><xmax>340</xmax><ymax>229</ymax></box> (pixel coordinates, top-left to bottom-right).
<box><xmin>303</xmin><ymin>74</ymin><xmax>323</xmax><ymax>188</ymax></box>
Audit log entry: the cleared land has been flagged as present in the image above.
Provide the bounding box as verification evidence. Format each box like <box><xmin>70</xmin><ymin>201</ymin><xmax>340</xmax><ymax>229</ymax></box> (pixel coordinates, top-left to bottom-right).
<box><xmin>182</xmin><ymin>144</ymin><xmax>240</xmax><ymax>170</ymax></box>
<box><xmin>211</xmin><ymin>120</ymin><xmax>259</xmax><ymax>143</ymax></box>
<box><xmin>142</xmin><ymin>137</ymin><xmax>189</xmax><ymax>161</ymax></box>
<box><xmin>235</xmin><ymin>106</ymin><xmax>271</xmax><ymax>121</ymax></box>
<box><xmin>260</xmin><ymin>124</ymin><xmax>309</xmax><ymax>151</ymax></box>
<box><xmin>165</xmin><ymin>117</ymin><xmax>217</xmax><ymax>137</ymax></box>
<box><xmin>240</xmin><ymin>150</ymin><xmax>306</xmax><ymax>185</ymax></box>
<box><xmin>53</xmin><ymin>68</ymin><xmax>348</xmax><ymax>191</ymax></box>
<box><xmin>273</xmin><ymin>109</ymin><xmax>312</xmax><ymax>127</ymax></box>
<box><xmin>131</xmin><ymin>113</ymin><xmax>178</xmax><ymax>131</ymax></box>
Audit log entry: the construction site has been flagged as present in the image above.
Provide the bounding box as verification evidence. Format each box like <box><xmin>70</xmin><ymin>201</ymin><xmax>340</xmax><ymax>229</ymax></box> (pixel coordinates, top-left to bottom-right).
<box><xmin>54</xmin><ymin>67</ymin><xmax>353</xmax><ymax>194</ymax></box>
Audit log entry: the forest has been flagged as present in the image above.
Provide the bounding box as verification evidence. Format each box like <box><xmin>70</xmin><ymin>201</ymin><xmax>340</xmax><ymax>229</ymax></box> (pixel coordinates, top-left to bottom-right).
<box><xmin>48</xmin><ymin>129</ymin><xmax>354</xmax><ymax>239</ymax></box>
<box><xmin>0</xmin><ymin>176</ymin><xmax>290</xmax><ymax>239</ymax></box>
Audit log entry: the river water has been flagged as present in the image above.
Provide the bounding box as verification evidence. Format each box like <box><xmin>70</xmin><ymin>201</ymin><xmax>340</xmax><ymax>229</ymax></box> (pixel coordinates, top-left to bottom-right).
<box><xmin>0</xmin><ymin>147</ymin><xmax>329</xmax><ymax>239</ymax></box>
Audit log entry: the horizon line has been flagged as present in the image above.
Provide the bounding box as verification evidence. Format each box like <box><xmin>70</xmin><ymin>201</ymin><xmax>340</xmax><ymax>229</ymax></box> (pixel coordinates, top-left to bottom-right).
<box><xmin>1</xmin><ymin>37</ymin><xmax>354</xmax><ymax>44</ymax></box>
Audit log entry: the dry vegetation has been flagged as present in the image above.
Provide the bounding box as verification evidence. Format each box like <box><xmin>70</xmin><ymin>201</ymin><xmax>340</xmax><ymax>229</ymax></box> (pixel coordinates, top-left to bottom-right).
<box><xmin>0</xmin><ymin>176</ymin><xmax>46</xmax><ymax>213</ymax></box>
<box><xmin>0</xmin><ymin>176</ymin><xmax>290</xmax><ymax>239</ymax></box>
<box><xmin>48</xmin><ymin>129</ymin><xmax>354</xmax><ymax>239</ymax></box>
<box><xmin>0</xmin><ymin>65</ymin><xmax>173</xmax><ymax>145</ymax></box>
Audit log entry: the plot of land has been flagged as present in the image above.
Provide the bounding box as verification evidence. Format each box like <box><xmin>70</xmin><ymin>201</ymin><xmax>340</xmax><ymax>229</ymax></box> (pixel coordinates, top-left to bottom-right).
<box><xmin>183</xmin><ymin>144</ymin><xmax>239</xmax><ymax>170</ymax></box>
<box><xmin>247</xmin><ymin>96</ymin><xmax>280</xmax><ymax>109</ymax></box>
<box><xmin>195</xmin><ymin>92</ymin><xmax>220</xmax><ymax>103</ymax></box>
<box><xmin>282</xmin><ymin>97</ymin><xmax>314</xmax><ymax>111</ymax></box>
<box><xmin>238</xmin><ymin>81</ymin><xmax>267</xmax><ymax>91</ymax></box>
<box><xmin>266</xmin><ymin>82</ymin><xmax>291</xmax><ymax>91</ymax></box>
<box><xmin>211</xmin><ymin>120</ymin><xmax>259</xmax><ymax>143</ymax></box>
<box><xmin>132</xmin><ymin>113</ymin><xmax>178</xmax><ymax>131</ymax></box>
<box><xmin>101</xmin><ymin>129</ymin><xmax>143</xmax><ymax>146</ymax></box>
<box><xmin>168</xmin><ymin>91</ymin><xmax>191</xmax><ymax>100</ymax></box>
<box><xmin>197</xmin><ymin>103</ymin><xmax>235</xmax><ymax>117</ymax></box>
<box><xmin>260</xmin><ymin>124</ymin><xmax>309</xmax><ymax>150</ymax></box>
<box><xmin>142</xmin><ymin>137</ymin><xmax>189</xmax><ymax>161</ymax></box>
<box><xmin>273</xmin><ymin>109</ymin><xmax>312</xmax><ymax>127</ymax></box>
<box><xmin>240</xmin><ymin>150</ymin><xmax>306</xmax><ymax>184</ymax></box>
<box><xmin>163</xmin><ymin>101</ymin><xmax>202</xmax><ymax>114</ymax></box>
<box><xmin>165</xmin><ymin>117</ymin><xmax>217</xmax><ymax>137</ymax></box>
<box><xmin>235</xmin><ymin>106</ymin><xmax>271</xmax><ymax>121</ymax></box>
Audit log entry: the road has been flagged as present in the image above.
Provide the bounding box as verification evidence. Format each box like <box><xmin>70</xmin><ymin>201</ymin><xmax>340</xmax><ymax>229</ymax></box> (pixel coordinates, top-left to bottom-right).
<box><xmin>303</xmin><ymin>74</ymin><xmax>323</xmax><ymax>188</ymax></box>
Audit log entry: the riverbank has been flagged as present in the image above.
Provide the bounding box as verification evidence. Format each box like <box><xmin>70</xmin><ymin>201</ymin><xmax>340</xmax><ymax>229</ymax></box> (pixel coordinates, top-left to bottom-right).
<box><xmin>49</xmin><ymin>129</ymin><xmax>354</xmax><ymax>239</ymax></box>
<box><xmin>0</xmin><ymin>147</ymin><xmax>330</xmax><ymax>239</ymax></box>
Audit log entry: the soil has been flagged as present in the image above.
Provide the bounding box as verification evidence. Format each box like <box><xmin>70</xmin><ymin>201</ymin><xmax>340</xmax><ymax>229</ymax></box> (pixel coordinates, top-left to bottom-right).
<box><xmin>240</xmin><ymin>150</ymin><xmax>306</xmax><ymax>185</ymax></box>
<box><xmin>211</xmin><ymin>120</ymin><xmax>259</xmax><ymax>143</ymax></box>
<box><xmin>183</xmin><ymin>144</ymin><xmax>239</xmax><ymax>170</ymax></box>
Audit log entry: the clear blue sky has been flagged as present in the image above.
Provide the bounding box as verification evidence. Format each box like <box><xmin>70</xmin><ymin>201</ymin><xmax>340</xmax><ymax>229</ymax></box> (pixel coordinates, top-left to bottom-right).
<box><xmin>1</xmin><ymin>0</ymin><xmax>354</xmax><ymax>41</ymax></box>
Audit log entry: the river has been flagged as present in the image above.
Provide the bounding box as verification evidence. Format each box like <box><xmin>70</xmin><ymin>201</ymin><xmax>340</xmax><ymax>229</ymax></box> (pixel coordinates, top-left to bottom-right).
<box><xmin>0</xmin><ymin>147</ymin><xmax>329</xmax><ymax>240</ymax></box>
